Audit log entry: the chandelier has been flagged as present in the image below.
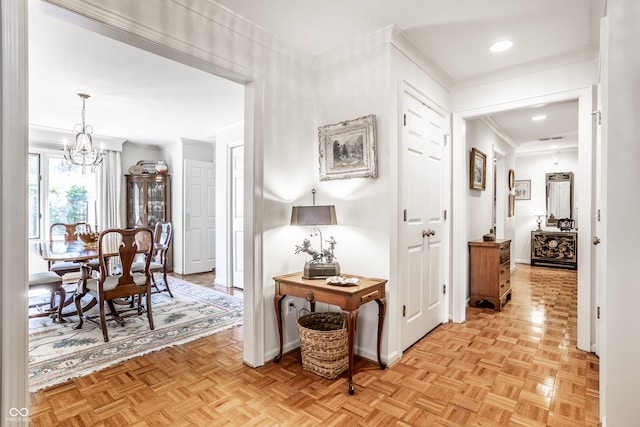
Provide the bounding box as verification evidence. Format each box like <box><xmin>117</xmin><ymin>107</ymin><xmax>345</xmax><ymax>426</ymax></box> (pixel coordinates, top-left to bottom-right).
<box><xmin>63</xmin><ymin>93</ymin><xmax>104</xmax><ymax>173</ymax></box>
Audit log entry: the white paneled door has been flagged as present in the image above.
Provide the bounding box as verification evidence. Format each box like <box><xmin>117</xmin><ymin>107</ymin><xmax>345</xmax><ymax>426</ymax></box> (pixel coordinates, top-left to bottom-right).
<box><xmin>400</xmin><ymin>84</ymin><xmax>448</xmax><ymax>351</ymax></box>
<box><xmin>231</xmin><ymin>145</ymin><xmax>244</xmax><ymax>289</ymax></box>
<box><xmin>184</xmin><ymin>159</ymin><xmax>216</xmax><ymax>274</ymax></box>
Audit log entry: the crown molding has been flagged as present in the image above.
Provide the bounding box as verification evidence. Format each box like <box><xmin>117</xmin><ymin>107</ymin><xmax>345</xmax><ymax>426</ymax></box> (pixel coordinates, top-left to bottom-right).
<box><xmin>29</xmin><ymin>125</ymin><xmax>126</xmax><ymax>152</ymax></box>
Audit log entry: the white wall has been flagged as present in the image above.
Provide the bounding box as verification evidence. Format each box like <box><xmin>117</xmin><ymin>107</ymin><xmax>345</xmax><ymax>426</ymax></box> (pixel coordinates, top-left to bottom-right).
<box><xmin>603</xmin><ymin>1</ymin><xmax>640</xmax><ymax>424</ymax></box>
<box><xmin>513</xmin><ymin>149</ymin><xmax>579</xmax><ymax>263</ymax></box>
<box><xmin>465</xmin><ymin>119</ymin><xmax>515</xmax><ymax>273</ymax></box>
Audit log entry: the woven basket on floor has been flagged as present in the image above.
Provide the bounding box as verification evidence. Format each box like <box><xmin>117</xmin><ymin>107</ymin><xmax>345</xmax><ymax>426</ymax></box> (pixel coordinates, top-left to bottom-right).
<box><xmin>297</xmin><ymin>312</ymin><xmax>348</xmax><ymax>379</ymax></box>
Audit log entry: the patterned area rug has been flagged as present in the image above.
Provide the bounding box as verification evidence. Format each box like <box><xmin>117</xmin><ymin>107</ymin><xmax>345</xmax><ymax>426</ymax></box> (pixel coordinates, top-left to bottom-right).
<box><xmin>28</xmin><ymin>276</ymin><xmax>243</xmax><ymax>392</ymax></box>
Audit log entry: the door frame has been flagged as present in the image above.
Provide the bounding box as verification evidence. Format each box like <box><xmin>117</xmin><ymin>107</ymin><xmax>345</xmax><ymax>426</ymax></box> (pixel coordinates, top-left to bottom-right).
<box><xmin>1</xmin><ymin>2</ymin><xmax>266</xmax><ymax>409</ymax></box>
<box><xmin>229</xmin><ymin>143</ymin><xmax>244</xmax><ymax>289</ymax></box>
<box><xmin>451</xmin><ymin>86</ymin><xmax>595</xmax><ymax>352</ymax></box>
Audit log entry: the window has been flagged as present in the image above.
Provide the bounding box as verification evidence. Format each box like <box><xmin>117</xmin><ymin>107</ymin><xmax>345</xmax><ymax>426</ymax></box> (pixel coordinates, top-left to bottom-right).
<box><xmin>28</xmin><ymin>154</ymin><xmax>40</xmax><ymax>239</ymax></box>
<box><xmin>28</xmin><ymin>150</ymin><xmax>97</xmax><ymax>240</ymax></box>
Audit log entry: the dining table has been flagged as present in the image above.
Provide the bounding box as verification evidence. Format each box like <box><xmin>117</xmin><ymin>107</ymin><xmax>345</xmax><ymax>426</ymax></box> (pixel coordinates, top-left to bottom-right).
<box><xmin>34</xmin><ymin>238</ymin><xmax>166</xmax><ymax>322</ymax></box>
<box><xmin>34</xmin><ymin>240</ymin><xmax>100</xmax><ymax>320</ymax></box>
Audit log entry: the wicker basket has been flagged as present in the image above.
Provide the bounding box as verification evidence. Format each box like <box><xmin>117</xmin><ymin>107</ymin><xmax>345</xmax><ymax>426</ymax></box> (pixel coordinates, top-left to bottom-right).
<box><xmin>297</xmin><ymin>312</ymin><xmax>348</xmax><ymax>379</ymax></box>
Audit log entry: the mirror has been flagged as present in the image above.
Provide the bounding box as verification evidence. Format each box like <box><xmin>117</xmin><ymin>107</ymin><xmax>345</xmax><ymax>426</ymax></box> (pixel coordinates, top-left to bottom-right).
<box><xmin>546</xmin><ymin>172</ymin><xmax>573</xmax><ymax>226</ymax></box>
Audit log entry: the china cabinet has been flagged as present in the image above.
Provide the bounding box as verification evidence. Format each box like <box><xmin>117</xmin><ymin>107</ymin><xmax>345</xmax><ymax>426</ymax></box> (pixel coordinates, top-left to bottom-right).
<box><xmin>126</xmin><ymin>174</ymin><xmax>171</xmax><ymax>229</ymax></box>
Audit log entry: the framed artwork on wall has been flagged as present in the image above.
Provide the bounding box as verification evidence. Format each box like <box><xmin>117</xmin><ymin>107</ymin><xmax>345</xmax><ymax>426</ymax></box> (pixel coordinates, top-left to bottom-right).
<box><xmin>508</xmin><ymin>169</ymin><xmax>515</xmax><ymax>190</ymax></box>
<box><xmin>469</xmin><ymin>148</ymin><xmax>487</xmax><ymax>190</ymax></box>
<box><xmin>515</xmin><ymin>180</ymin><xmax>531</xmax><ymax>200</ymax></box>
<box><xmin>508</xmin><ymin>194</ymin><xmax>516</xmax><ymax>217</ymax></box>
<box><xmin>318</xmin><ymin>114</ymin><xmax>377</xmax><ymax>181</ymax></box>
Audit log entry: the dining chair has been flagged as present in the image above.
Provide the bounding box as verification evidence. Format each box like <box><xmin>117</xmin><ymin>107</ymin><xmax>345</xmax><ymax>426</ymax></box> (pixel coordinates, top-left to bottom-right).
<box><xmin>74</xmin><ymin>227</ymin><xmax>154</xmax><ymax>342</ymax></box>
<box><xmin>28</xmin><ymin>271</ymin><xmax>66</xmax><ymax>322</ymax></box>
<box><xmin>131</xmin><ymin>221</ymin><xmax>173</xmax><ymax>297</ymax></box>
<box><xmin>48</xmin><ymin>222</ymin><xmax>93</xmax><ymax>277</ymax></box>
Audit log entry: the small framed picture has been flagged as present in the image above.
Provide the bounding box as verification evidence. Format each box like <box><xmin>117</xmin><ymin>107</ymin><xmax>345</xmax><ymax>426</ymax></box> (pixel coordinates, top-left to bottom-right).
<box><xmin>469</xmin><ymin>148</ymin><xmax>486</xmax><ymax>190</ymax></box>
<box><xmin>508</xmin><ymin>194</ymin><xmax>515</xmax><ymax>217</ymax></box>
<box><xmin>515</xmin><ymin>180</ymin><xmax>531</xmax><ymax>200</ymax></box>
<box><xmin>508</xmin><ymin>169</ymin><xmax>515</xmax><ymax>190</ymax></box>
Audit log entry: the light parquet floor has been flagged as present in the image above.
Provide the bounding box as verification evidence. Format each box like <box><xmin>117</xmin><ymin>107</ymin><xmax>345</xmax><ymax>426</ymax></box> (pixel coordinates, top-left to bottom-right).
<box><xmin>29</xmin><ymin>264</ymin><xmax>599</xmax><ymax>426</ymax></box>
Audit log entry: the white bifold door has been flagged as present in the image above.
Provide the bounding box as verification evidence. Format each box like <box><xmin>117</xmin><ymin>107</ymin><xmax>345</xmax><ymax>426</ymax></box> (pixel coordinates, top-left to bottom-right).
<box><xmin>184</xmin><ymin>159</ymin><xmax>216</xmax><ymax>274</ymax></box>
<box><xmin>400</xmin><ymin>84</ymin><xmax>448</xmax><ymax>350</ymax></box>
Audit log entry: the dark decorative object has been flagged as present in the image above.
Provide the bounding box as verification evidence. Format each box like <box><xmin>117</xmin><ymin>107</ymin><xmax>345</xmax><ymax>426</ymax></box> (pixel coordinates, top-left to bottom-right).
<box><xmin>557</xmin><ymin>218</ymin><xmax>575</xmax><ymax>231</ymax></box>
<box><xmin>531</xmin><ymin>231</ymin><xmax>577</xmax><ymax>269</ymax></box>
<box><xmin>483</xmin><ymin>228</ymin><xmax>496</xmax><ymax>241</ymax></box>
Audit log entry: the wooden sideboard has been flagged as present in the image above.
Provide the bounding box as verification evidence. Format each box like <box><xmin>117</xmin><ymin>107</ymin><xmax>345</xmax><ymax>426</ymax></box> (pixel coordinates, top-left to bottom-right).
<box><xmin>531</xmin><ymin>231</ymin><xmax>578</xmax><ymax>269</ymax></box>
<box><xmin>468</xmin><ymin>239</ymin><xmax>511</xmax><ymax>311</ymax></box>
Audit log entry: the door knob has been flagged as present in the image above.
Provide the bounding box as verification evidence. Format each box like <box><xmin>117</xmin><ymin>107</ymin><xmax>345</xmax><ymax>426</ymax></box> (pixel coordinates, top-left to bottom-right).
<box><xmin>593</xmin><ymin>236</ymin><xmax>601</xmax><ymax>245</ymax></box>
<box><xmin>422</xmin><ymin>229</ymin><xmax>435</xmax><ymax>238</ymax></box>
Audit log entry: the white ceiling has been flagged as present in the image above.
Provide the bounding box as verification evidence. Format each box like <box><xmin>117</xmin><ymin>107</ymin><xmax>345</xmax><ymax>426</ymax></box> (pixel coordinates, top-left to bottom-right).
<box><xmin>28</xmin><ymin>0</ymin><xmax>604</xmax><ymax>148</ymax></box>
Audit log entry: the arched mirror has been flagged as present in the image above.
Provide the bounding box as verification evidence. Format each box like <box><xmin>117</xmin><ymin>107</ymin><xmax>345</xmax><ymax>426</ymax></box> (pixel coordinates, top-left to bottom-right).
<box><xmin>546</xmin><ymin>172</ymin><xmax>573</xmax><ymax>226</ymax></box>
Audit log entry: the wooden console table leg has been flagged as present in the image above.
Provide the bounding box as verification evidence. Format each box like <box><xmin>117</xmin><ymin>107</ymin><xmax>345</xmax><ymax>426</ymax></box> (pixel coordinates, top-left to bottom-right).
<box><xmin>344</xmin><ymin>309</ymin><xmax>358</xmax><ymax>395</ymax></box>
<box><xmin>274</xmin><ymin>293</ymin><xmax>285</xmax><ymax>363</ymax></box>
<box><xmin>375</xmin><ymin>297</ymin><xmax>387</xmax><ymax>369</ymax></box>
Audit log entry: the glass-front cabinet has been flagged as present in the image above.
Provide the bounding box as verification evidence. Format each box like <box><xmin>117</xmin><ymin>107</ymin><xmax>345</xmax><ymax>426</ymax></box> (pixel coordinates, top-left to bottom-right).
<box><xmin>126</xmin><ymin>174</ymin><xmax>171</xmax><ymax>230</ymax></box>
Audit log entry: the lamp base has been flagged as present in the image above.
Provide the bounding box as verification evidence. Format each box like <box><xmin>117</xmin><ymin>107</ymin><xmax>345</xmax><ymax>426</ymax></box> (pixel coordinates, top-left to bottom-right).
<box><xmin>302</xmin><ymin>261</ymin><xmax>340</xmax><ymax>279</ymax></box>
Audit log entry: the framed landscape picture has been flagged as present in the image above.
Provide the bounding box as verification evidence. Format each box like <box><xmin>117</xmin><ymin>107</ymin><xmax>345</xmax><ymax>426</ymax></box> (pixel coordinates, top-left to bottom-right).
<box><xmin>515</xmin><ymin>180</ymin><xmax>531</xmax><ymax>200</ymax></box>
<box><xmin>318</xmin><ymin>114</ymin><xmax>377</xmax><ymax>181</ymax></box>
<box><xmin>469</xmin><ymin>148</ymin><xmax>486</xmax><ymax>190</ymax></box>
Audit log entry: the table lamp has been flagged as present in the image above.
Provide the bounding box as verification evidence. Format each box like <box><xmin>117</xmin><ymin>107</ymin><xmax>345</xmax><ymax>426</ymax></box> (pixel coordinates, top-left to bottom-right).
<box><xmin>533</xmin><ymin>209</ymin><xmax>545</xmax><ymax>231</ymax></box>
<box><xmin>291</xmin><ymin>190</ymin><xmax>339</xmax><ymax>279</ymax></box>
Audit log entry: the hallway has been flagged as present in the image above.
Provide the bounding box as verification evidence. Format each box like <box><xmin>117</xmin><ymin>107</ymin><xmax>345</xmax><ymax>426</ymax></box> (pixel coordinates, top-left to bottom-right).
<box><xmin>29</xmin><ymin>265</ymin><xmax>598</xmax><ymax>425</ymax></box>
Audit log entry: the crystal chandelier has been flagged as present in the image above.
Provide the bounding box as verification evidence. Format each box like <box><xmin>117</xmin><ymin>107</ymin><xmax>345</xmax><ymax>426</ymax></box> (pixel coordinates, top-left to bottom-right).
<box><xmin>63</xmin><ymin>93</ymin><xmax>104</xmax><ymax>173</ymax></box>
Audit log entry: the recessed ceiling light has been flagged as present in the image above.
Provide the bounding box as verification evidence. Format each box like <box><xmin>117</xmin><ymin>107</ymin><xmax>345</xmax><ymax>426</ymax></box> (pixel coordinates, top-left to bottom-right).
<box><xmin>550</xmin><ymin>144</ymin><xmax>560</xmax><ymax>149</ymax></box>
<box><xmin>489</xmin><ymin>40</ymin><xmax>513</xmax><ymax>53</ymax></box>
<box><xmin>531</xmin><ymin>115</ymin><xmax>547</xmax><ymax>121</ymax></box>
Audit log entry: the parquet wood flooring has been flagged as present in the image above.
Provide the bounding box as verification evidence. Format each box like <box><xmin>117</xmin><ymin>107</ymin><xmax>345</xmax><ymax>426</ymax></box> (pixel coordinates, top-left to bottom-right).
<box><xmin>29</xmin><ymin>265</ymin><xmax>599</xmax><ymax>426</ymax></box>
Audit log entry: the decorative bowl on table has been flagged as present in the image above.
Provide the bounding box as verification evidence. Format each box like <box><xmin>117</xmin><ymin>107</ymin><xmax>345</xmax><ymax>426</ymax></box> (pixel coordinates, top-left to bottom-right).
<box><xmin>77</xmin><ymin>232</ymin><xmax>99</xmax><ymax>248</ymax></box>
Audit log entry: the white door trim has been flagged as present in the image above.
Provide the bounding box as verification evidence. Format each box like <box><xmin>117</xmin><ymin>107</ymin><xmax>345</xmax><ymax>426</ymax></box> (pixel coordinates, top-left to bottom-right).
<box><xmin>451</xmin><ymin>87</ymin><xmax>594</xmax><ymax>352</ymax></box>
<box><xmin>1</xmin><ymin>0</ymin><xmax>29</xmax><ymax>418</ymax></box>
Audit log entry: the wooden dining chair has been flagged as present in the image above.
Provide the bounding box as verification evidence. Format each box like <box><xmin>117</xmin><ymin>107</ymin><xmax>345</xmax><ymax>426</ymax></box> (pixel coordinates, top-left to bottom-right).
<box><xmin>131</xmin><ymin>221</ymin><xmax>173</xmax><ymax>297</ymax></box>
<box><xmin>28</xmin><ymin>271</ymin><xmax>66</xmax><ymax>322</ymax></box>
<box><xmin>48</xmin><ymin>222</ymin><xmax>93</xmax><ymax>277</ymax></box>
<box><xmin>74</xmin><ymin>227</ymin><xmax>154</xmax><ymax>342</ymax></box>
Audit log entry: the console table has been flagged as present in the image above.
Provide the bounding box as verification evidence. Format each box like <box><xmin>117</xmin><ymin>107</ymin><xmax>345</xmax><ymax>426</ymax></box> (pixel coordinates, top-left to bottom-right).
<box><xmin>273</xmin><ymin>273</ymin><xmax>387</xmax><ymax>395</ymax></box>
<box><xmin>531</xmin><ymin>231</ymin><xmax>578</xmax><ymax>269</ymax></box>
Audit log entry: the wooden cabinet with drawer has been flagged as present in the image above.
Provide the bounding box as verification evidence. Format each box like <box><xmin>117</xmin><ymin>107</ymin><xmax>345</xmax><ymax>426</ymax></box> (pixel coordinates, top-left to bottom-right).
<box><xmin>468</xmin><ymin>239</ymin><xmax>512</xmax><ymax>311</ymax></box>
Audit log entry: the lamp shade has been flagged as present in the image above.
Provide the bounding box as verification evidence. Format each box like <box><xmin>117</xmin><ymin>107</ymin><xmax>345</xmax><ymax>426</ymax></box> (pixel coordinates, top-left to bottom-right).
<box><xmin>290</xmin><ymin>205</ymin><xmax>337</xmax><ymax>226</ymax></box>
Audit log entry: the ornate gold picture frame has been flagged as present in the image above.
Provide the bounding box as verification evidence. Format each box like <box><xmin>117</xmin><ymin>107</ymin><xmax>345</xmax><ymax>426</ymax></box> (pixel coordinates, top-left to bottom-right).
<box><xmin>318</xmin><ymin>114</ymin><xmax>377</xmax><ymax>181</ymax></box>
<box><xmin>469</xmin><ymin>148</ymin><xmax>486</xmax><ymax>190</ymax></box>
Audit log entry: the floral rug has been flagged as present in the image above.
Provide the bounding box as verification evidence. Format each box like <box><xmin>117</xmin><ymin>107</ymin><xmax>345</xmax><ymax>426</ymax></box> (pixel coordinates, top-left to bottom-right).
<box><xmin>28</xmin><ymin>276</ymin><xmax>243</xmax><ymax>392</ymax></box>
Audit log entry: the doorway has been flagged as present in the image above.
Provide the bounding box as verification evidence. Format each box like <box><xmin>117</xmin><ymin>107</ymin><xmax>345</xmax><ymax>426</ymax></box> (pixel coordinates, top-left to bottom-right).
<box><xmin>451</xmin><ymin>88</ymin><xmax>597</xmax><ymax>354</ymax></box>
<box><xmin>26</xmin><ymin>0</ymin><xmax>260</xmax><ymax>372</ymax></box>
